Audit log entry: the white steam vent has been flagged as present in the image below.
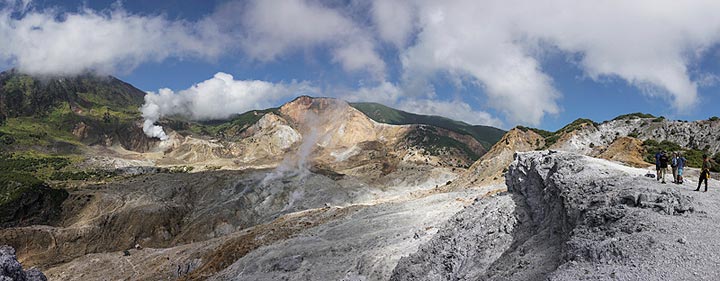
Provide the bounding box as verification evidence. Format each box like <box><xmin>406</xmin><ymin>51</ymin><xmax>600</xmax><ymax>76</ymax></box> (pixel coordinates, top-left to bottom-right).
<box><xmin>140</xmin><ymin>72</ymin><xmax>315</xmax><ymax>140</ymax></box>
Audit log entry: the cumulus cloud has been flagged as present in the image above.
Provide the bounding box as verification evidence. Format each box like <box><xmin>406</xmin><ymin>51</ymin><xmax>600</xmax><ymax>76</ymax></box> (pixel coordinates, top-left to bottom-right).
<box><xmin>141</xmin><ymin>72</ymin><xmax>317</xmax><ymax>140</ymax></box>
<box><xmin>371</xmin><ymin>0</ymin><xmax>415</xmax><ymax>47</ymax></box>
<box><xmin>518</xmin><ymin>0</ymin><xmax>720</xmax><ymax>112</ymax></box>
<box><xmin>341</xmin><ymin>81</ymin><xmax>404</xmax><ymax>106</ymax></box>
<box><xmin>5</xmin><ymin>0</ymin><xmax>720</xmax><ymax>126</ymax></box>
<box><xmin>401</xmin><ymin>11</ymin><xmax>561</xmax><ymax>125</ymax></box>
<box><xmin>237</xmin><ymin>0</ymin><xmax>385</xmax><ymax>76</ymax></box>
<box><xmin>0</xmin><ymin>4</ymin><xmax>225</xmax><ymax>75</ymax></box>
<box><xmin>391</xmin><ymin>0</ymin><xmax>720</xmax><ymax>124</ymax></box>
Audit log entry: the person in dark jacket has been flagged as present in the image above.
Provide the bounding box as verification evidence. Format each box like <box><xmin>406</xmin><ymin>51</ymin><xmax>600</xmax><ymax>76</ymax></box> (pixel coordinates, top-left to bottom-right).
<box><xmin>655</xmin><ymin>150</ymin><xmax>663</xmax><ymax>181</ymax></box>
<box><xmin>658</xmin><ymin>151</ymin><xmax>669</xmax><ymax>184</ymax></box>
<box><xmin>696</xmin><ymin>155</ymin><xmax>712</xmax><ymax>192</ymax></box>
<box><xmin>671</xmin><ymin>152</ymin><xmax>679</xmax><ymax>183</ymax></box>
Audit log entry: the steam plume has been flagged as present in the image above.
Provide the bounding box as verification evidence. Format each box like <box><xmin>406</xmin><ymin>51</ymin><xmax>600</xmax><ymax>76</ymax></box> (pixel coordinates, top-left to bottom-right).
<box><xmin>261</xmin><ymin>99</ymin><xmax>347</xmax><ymax>185</ymax></box>
<box><xmin>140</xmin><ymin>72</ymin><xmax>316</xmax><ymax>140</ymax></box>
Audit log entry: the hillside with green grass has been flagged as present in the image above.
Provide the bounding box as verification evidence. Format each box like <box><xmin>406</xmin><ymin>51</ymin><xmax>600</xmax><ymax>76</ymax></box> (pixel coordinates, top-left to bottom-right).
<box><xmin>0</xmin><ymin>70</ymin><xmax>151</xmax><ymax>153</ymax></box>
<box><xmin>350</xmin><ymin>102</ymin><xmax>506</xmax><ymax>149</ymax></box>
<box><xmin>163</xmin><ymin>108</ymin><xmax>281</xmax><ymax>139</ymax></box>
<box><xmin>0</xmin><ymin>69</ymin><xmax>145</xmax><ymax>118</ymax></box>
<box><xmin>0</xmin><ymin>70</ymin><xmax>154</xmax><ymax>226</ymax></box>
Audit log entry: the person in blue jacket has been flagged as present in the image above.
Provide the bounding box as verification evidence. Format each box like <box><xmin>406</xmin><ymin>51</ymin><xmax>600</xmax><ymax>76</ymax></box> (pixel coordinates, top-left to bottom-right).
<box><xmin>676</xmin><ymin>153</ymin><xmax>686</xmax><ymax>184</ymax></box>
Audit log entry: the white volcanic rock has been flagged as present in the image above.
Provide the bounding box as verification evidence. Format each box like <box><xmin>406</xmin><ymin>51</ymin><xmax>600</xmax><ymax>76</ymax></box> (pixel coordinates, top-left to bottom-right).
<box><xmin>551</xmin><ymin>118</ymin><xmax>720</xmax><ymax>155</ymax></box>
<box><xmin>453</xmin><ymin>127</ymin><xmax>546</xmax><ymax>188</ymax></box>
<box><xmin>391</xmin><ymin>151</ymin><xmax>720</xmax><ymax>280</ymax></box>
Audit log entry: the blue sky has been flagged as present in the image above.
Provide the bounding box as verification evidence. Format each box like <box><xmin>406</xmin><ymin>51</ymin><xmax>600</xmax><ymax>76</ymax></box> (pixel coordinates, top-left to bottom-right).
<box><xmin>1</xmin><ymin>0</ymin><xmax>719</xmax><ymax>131</ymax></box>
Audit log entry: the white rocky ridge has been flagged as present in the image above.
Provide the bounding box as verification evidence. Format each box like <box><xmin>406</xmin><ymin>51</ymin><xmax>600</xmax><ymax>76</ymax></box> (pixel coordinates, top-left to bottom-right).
<box><xmin>552</xmin><ymin>118</ymin><xmax>720</xmax><ymax>155</ymax></box>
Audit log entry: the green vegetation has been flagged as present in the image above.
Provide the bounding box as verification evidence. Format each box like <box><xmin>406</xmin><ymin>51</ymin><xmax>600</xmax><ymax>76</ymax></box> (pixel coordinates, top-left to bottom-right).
<box><xmin>517</xmin><ymin>118</ymin><xmax>598</xmax><ymax>149</ymax></box>
<box><xmin>0</xmin><ymin>71</ymin><xmax>144</xmax><ymax>118</ymax></box>
<box><xmin>0</xmin><ymin>171</ymin><xmax>45</xmax><ymax>207</ymax></box>
<box><xmin>709</xmin><ymin>116</ymin><xmax>719</xmax><ymax>122</ymax></box>
<box><xmin>0</xmin><ymin>152</ymin><xmax>72</xmax><ymax>173</ymax></box>
<box><xmin>50</xmin><ymin>170</ymin><xmax>117</xmax><ymax>181</ymax></box>
<box><xmin>166</xmin><ymin>165</ymin><xmax>195</xmax><ymax>173</ymax></box>
<box><xmin>0</xmin><ymin>110</ymin><xmax>82</xmax><ymax>148</ymax></box>
<box><xmin>612</xmin><ymin>112</ymin><xmax>656</xmax><ymax>120</ymax></box>
<box><xmin>350</xmin><ymin>102</ymin><xmax>506</xmax><ymax>149</ymax></box>
<box><xmin>405</xmin><ymin>126</ymin><xmax>479</xmax><ymax>161</ymax></box>
<box><xmin>641</xmin><ymin>139</ymin><xmax>719</xmax><ymax>172</ymax></box>
<box><xmin>170</xmin><ymin>108</ymin><xmax>280</xmax><ymax>138</ymax></box>
<box><xmin>0</xmin><ymin>71</ymin><xmax>147</xmax><ymax>154</ymax></box>
<box><xmin>205</xmin><ymin>165</ymin><xmax>222</xmax><ymax>171</ymax></box>
<box><xmin>516</xmin><ymin>126</ymin><xmax>553</xmax><ymax>137</ymax></box>
<box><xmin>549</xmin><ymin>119</ymin><xmax>597</xmax><ymax>146</ymax></box>
<box><xmin>0</xmin><ymin>151</ymin><xmax>73</xmax><ymax>224</ymax></box>
<box><xmin>0</xmin><ymin>151</ymin><xmax>89</xmax><ymax>181</ymax></box>
<box><xmin>652</xmin><ymin>116</ymin><xmax>666</xmax><ymax>122</ymax></box>
<box><xmin>532</xmin><ymin>119</ymin><xmax>598</xmax><ymax>148</ymax></box>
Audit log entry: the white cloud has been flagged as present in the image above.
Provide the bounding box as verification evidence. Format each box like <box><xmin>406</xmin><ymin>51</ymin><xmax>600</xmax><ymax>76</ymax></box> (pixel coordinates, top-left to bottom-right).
<box><xmin>238</xmin><ymin>0</ymin><xmax>385</xmax><ymax>76</ymax></box>
<box><xmin>399</xmin><ymin>1</ymin><xmax>560</xmax><ymax>125</ymax></box>
<box><xmin>341</xmin><ymin>81</ymin><xmax>403</xmax><ymax>106</ymax></box>
<box><xmin>5</xmin><ymin>0</ymin><xmax>720</xmax><ymax>127</ymax></box>
<box><xmin>518</xmin><ymin>0</ymin><xmax>720</xmax><ymax>112</ymax></box>
<box><xmin>0</xmin><ymin>6</ymin><xmax>226</xmax><ymax>75</ymax></box>
<box><xmin>371</xmin><ymin>0</ymin><xmax>415</xmax><ymax>47</ymax></box>
<box><xmin>392</xmin><ymin>0</ymin><xmax>720</xmax><ymax>124</ymax></box>
<box><xmin>141</xmin><ymin>72</ymin><xmax>317</xmax><ymax>139</ymax></box>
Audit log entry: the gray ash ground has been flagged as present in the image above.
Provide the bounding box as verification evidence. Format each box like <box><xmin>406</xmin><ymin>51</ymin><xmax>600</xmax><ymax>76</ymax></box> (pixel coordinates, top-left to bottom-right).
<box><xmin>391</xmin><ymin>151</ymin><xmax>720</xmax><ymax>281</ymax></box>
<box><xmin>8</xmin><ymin>151</ymin><xmax>720</xmax><ymax>280</ymax></box>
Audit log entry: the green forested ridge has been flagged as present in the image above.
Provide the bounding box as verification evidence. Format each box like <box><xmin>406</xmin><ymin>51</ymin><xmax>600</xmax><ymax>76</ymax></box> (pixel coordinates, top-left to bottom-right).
<box><xmin>0</xmin><ymin>70</ymin><xmax>148</xmax><ymax>153</ymax></box>
<box><xmin>350</xmin><ymin>102</ymin><xmax>506</xmax><ymax>149</ymax></box>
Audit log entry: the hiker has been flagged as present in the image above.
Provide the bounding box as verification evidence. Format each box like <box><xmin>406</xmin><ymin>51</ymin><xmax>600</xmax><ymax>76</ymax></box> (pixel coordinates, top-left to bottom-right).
<box><xmin>670</xmin><ymin>152</ymin><xmax>679</xmax><ymax>183</ymax></box>
<box><xmin>655</xmin><ymin>150</ymin><xmax>663</xmax><ymax>181</ymax></box>
<box><xmin>676</xmin><ymin>153</ymin><xmax>686</xmax><ymax>184</ymax></box>
<box><xmin>696</xmin><ymin>155</ymin><xmax>712</xmax><ymax>192</ymax></box>
<box><xmin>659</xmin><ymin>151</ymin><xmax>669</xmax><ymax>184</ymax></box>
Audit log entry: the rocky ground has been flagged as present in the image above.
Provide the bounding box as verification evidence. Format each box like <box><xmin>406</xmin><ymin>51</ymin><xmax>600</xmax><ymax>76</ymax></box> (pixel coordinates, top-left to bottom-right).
<box><xmin>392</xmin><ymin>151</ymin><xmax>720</xmax><ymax>281</ymax></box>
<box><xmin>0</xmin><ymin>245</ymin><xmax>47</xmax><ymax>281</ymax></box>
<box><xmin>39</xmin><ymin>182</ymin><xmax>493</xmax><ymax>281</ymax></box>
<box><xmin>12</xmin><ymin>151</ymin><xmax>720</xmax><ymax>280</ymax></box>
<box><xmin>1</xmin><ymin>158</ymin><xmax>492</xmax><ymax>280</ymax></box>
<box><xmin>5</xmin><ymin>149</ymin><xmax>720</xmax><ymax>280</ymax></box>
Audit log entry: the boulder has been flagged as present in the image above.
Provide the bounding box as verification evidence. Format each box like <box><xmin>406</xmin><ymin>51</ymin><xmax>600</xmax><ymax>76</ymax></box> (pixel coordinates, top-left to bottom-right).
<box><xmin>0</xmin><ymin>245</ymin><xmax>47</xmax><ymax>281</ymax></box>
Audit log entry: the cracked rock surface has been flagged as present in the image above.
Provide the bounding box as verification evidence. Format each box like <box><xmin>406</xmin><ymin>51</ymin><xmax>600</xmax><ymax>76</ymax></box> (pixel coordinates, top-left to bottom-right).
<box><xmin>0</xmin><ymin>245</ymin><xmax>46</xmax><ymax>281</ymax></box>
<box><xmin>392</xmin><ymin>151</ymin><xmax>720</xmax><ymax>280</ymax></box>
